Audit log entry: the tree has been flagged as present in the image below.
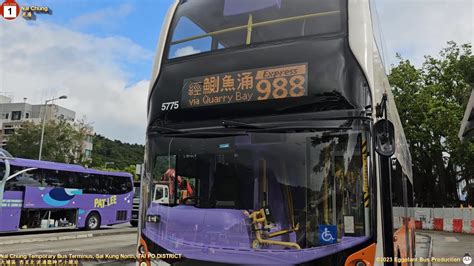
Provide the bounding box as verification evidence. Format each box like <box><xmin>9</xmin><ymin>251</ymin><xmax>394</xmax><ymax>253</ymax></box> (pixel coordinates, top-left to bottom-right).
<box><xmin>389</xmin><ymin>41</ymin><xmax>474</xmax><ymax>206</ymax></box>
<box><xmin>90</xmin><ymin>134</ymin><xmax>144</xmax><ymax>171</ymax></box>
<box><xmin>6</xmin><ymin>120</ymin><xmax>92</xmax><ymax>165</ymax></box>
<box><xmin>95</xmin><ymin>164</ymin><xmax>140</xmax><ymax>181</ymax></box>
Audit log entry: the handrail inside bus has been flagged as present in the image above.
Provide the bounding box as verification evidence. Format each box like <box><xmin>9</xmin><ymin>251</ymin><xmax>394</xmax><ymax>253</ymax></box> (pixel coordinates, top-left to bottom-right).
<box><xmin>171</xmin><ymin>10</ymin><xmax>341</xmax><ymax>46</ymax></box>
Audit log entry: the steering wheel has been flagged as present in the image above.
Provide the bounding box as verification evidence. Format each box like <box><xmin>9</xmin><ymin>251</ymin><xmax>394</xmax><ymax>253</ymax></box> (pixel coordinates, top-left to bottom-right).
<box><xmin>181</xmin><ymin>196</ymin><xmax>198</xmax><ymax>205</ymax></box>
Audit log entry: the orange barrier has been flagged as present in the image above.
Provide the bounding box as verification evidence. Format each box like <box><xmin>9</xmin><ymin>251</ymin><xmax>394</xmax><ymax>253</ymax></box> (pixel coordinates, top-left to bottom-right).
<box><xmin>433</xmin><ymin>218</ymin><xmax>443</xmax><ymax>231</ymax></box>
<box><xmin>415</xmin><ymin>221</ymin><xmax>422</xmax><ymax>229</ymax></box>
<box><xmin>397</xmin><ymin>207</ymin><xmax>474</xmax><ymax>234</ymax></box>
<box><xmin>453</xmin><ymin>219</ymin><xmax>463</xmax><ymax>233</ymax></box>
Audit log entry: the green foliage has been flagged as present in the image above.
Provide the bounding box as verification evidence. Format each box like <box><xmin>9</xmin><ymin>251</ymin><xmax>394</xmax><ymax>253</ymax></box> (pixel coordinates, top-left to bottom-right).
<box><xmin>90</xmin><ymin>134</ymin><xmax>144</xmax><ymax>178</ymax></box>
<box><xmin>6</xmin><ymin>120</ymin><xmax>90</xmax><ymax>164</ymax></box>
<box><xmin>389</xmin><ymin>41</ymin><xmax>474</xmax><ymax>206</ymax></box>
<box><xmin>94</xmin><ymin>164</ymin><xmax>140</xmax><ymax>181</ymax></box>
<box><xmin>5</xmin><ymin>120</ymin><xmax>143</xmax><ymax>179</ymax></box>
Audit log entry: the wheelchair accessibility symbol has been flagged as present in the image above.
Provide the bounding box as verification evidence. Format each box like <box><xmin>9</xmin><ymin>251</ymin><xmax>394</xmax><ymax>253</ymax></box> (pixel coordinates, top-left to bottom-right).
<box><xmin>318</xmin><ymin>225</ymin><xmax>337</xmax><ymax>244</ymax></box>
<box><xmin>322</xmin><ymin>228</ymin><xmax>335</xmax><ymax>241</ymax></box>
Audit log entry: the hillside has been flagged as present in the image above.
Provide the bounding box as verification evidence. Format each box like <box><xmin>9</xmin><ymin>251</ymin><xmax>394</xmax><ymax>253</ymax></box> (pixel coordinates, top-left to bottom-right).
<box><xmin>90</xmin><ymin>134</ymin><xmax>144</xmax><ymax>170</ymax></box>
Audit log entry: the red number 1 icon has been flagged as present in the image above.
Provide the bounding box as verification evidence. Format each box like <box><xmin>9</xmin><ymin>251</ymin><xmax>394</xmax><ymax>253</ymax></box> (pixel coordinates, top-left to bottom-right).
<box><xmin>1</xmin><ymin>0</ymin><xmax>20</xmax><ymax>20</ymax></box>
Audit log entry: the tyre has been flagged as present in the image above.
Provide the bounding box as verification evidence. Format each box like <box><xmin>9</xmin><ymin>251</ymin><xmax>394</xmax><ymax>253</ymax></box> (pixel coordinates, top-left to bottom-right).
<box><xmin>130</xmin><ymin>220</ymin><xmax>138</xmax><ymax>227</ymax></box>
<box><xmin>85</xmin><ymin>212</ymin><xmax>101</xmax><ymax>230</ymax></box>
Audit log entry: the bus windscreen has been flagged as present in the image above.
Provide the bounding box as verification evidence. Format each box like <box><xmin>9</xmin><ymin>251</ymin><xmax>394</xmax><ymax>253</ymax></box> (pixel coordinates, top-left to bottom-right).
<box><xmin>167</xmin><ymin>0</ymin><xmax>344</xmax><ymax>59</ymax></box>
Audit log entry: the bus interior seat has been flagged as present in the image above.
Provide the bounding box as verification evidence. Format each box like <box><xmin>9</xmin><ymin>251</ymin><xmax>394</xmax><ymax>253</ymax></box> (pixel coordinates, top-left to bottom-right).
<box><xmin>210</xmin><ymin>163</ymin><xmax>240</xmax><ymax>208</ymax></box>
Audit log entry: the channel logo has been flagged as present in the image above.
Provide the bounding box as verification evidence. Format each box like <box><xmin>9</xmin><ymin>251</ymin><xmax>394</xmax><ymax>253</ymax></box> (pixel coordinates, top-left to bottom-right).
<box><xmin>464</xmin><ymin>253</ymin><xmax>473</xmax><ymax>265</ymax></box>
<box><xmin>0</xmin><ymin>0</ymin><xmax>20</xmax><ymax>20</ymax></box>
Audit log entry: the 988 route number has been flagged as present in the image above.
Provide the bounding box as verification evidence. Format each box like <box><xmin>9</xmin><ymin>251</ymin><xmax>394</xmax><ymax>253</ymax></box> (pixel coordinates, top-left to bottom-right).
<box><xmin>162</xmin><ymin>101</ymin><xmax>179</xmax><ymax>111</ymax></box>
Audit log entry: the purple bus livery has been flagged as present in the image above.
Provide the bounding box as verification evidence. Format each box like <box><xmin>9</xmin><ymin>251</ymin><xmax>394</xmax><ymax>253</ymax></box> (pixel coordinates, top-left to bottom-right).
<box><xmin>0</xmin><ymin>157</ymin><xmax>133</xmax><ymax>233</ymax></box>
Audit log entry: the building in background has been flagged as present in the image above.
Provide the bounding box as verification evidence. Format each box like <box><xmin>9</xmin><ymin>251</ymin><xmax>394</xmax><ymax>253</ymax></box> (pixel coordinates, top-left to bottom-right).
<box><xmin>0</xmin><ymin>95</ymin><xmax>93</xmax><ymax>162</ymax></box>
<box><xmin>0</xmin><ymin>95</ymin><xmax>13</xmax><ymax>104</ymax></box>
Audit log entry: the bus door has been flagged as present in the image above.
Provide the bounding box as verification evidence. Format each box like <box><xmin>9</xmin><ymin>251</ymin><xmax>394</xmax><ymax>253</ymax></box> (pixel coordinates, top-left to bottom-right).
<box><xmin>0</xmin><ymin>166</ymin><xmax>39</xmax><ymax>232</ymax></box>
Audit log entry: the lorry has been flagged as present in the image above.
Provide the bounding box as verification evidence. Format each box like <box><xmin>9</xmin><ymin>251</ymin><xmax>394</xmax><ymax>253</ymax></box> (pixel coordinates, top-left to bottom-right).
<box><xmin>130</xmin><ymin>169</ymin><xmax>193</xmax><ymax>226</ymax></box>
<box><xmin>131</xmin><ymin>181</ymin><xmax>171</xmax><ymax>227</ymax></box>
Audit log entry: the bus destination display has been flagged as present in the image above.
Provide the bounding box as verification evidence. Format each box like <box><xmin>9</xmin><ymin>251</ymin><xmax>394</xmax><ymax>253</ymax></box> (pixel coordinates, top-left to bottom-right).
<box><xmin>181</xmin><ymin>63</ymin><xmax>308</xmax><ymax>108</ymax></box>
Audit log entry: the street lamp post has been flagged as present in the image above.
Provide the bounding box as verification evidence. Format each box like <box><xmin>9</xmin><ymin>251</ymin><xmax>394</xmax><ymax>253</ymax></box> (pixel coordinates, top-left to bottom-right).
<box><xmin>38</xmin><ymin>95</ymin><xmax>67</xmax><ymax>160</ymax></box>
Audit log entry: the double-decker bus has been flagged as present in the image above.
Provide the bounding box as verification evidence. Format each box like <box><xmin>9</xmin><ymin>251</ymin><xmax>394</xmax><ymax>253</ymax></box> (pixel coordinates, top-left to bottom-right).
<box><xmin>139</xmin><ymin>0</ymin><xmax>415</xmax><ymax>265</ymax></box>
<box><xmin>0</xmin><ymin>154</ymin><xmax>133</xmax><ymax>232</ymax></box>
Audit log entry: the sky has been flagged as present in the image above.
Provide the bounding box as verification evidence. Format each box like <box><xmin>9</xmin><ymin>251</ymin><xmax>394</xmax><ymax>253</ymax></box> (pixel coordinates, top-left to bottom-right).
<box><xmin>0</xmin><ymin>0</ymin><xmax>472</xmax><ymax>144</ymax></box>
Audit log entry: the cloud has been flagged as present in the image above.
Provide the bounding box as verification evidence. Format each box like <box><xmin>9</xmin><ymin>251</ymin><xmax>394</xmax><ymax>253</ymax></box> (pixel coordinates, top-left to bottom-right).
<box><xmin>69</xmin><ymin>3</ymin><xmax>134</xmax><ymax>30</ymax></box>
<box><xmin>375</xmin><ymin>0</ymin><xmax>473</xmax><ymax>67</ymax></box>
<box><xmin>0</xmin><ymin>19</ymin><xmax>152</xmax><ymax>144</ymax></box>
<box><xmin>174</xmin><ymin>46</ymin><xmax>201</xmax><ymax>58</ymax></box>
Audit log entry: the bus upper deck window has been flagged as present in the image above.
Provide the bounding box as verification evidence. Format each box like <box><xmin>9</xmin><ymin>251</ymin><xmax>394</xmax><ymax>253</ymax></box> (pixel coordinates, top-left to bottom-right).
<box><xmin>167</xmin><ymin>0</ymin><xmax>343</xmax><ymax>60</ymax></box>
<box><xmin>168</xmin><ymin>17</ymin><xmax>212</xmax><ymax>59</ymax></box>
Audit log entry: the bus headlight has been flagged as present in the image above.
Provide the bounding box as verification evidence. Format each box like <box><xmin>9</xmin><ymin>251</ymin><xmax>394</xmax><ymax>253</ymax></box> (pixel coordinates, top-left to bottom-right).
<box><xmin>146</xmin><ymin>215</ymin><xmax>160</xmax><ymax>223</ymax></box>
<box><xmin>355</xmin><ymin>261</ymin><xmax>366</xmax><ymax>266</ymax></box>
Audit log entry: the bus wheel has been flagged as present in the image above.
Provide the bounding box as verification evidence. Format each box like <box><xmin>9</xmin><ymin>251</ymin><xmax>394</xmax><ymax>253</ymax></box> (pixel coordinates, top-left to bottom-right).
<box><xmin>130</xmin><ymin>220</ymin><xmax>138</xmax><ymax>227</ymax></box>
<box><xmin>85</xmin><ymin>212</ymin><xmax>101</xmax><ymax>230</ymax></box>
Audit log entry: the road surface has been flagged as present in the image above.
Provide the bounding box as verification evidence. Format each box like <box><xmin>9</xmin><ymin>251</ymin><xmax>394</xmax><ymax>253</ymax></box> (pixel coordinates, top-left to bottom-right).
<box><xmin>417</xmin><ymin>230</ymin><xmax>474</xmax><ymax>266</ymax></box>
<box><xmin>0</xmin><ymin>224</ymin><xmax>137</xmax><ymax>265</ymax></box>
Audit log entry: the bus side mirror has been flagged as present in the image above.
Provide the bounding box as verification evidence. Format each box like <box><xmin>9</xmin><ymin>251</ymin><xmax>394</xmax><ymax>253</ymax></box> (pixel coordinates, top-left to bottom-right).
<box><xmin>374</xmin><ymin>119</ymin><xmax>395</xmax><ymax>157</ymax></box>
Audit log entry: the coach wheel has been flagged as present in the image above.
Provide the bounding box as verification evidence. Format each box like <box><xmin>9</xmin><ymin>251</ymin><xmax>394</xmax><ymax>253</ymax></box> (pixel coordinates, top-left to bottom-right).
<box><xmin>85</xmin><ymin>212</ymin><xmax>101</xmax><ymax>230</ymax></box>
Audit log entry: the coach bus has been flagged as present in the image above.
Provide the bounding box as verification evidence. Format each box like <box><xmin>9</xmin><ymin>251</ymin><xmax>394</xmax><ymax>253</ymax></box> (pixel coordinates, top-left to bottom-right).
<box><xmin>138</xmin><ymin>0</ymin><xmax>415</xmax><ymax>265</ymax></box>
<box><xmin>0</xmin><ymin>155</ymin><xmax>133</xmax><ymax>232</ymax></box>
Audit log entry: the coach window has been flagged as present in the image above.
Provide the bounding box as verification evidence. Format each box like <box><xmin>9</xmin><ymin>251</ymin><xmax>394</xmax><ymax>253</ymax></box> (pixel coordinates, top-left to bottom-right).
<box><xmin>119</xmin><ymin>176</ymin><xmax>133</xmax><ymax>194</ymax></box>
<box><xmin>5</xmin><ymin>167</ymin><xmax>42</xmax><ymax>191</ymax></box>
<box><xmin>81</xmin><ymin>174</ymin><xmax>101</xmax><ymax>194</ymax></box>
<box><xmin>99</xmin><ymin>174</ymin><xmax>112</xmax><ymax>194</ymax></box>
<box><xmin>65</xmin><ymin>172</ymin><xmax>79</xmax><ymax>188</ymax></box>
<box><xmin>43</xmin><ymin>170</ymin><xmax>78</xmax><ymax>188</ymax></box>
<box><xmin>79</xmin><ymin>174</ymin><xmax>91</xmax><ymax>193</ymax></box>
<box><xmin>43</xmin><ymin>169</ymin><xmax>62</xmax><ymax>187</ymax></box>
<box><xmin>91</xmin><ymin>174</ymin><xmax>105</xmax><ymax>194</ymax></box>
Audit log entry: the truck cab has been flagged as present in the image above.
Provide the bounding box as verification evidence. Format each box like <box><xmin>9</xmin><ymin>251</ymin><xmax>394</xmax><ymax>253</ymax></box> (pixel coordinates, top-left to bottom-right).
<box><xmin>131</xmin><ymin>182</ymin><xmax>170</xmax><ymax>226</ymax></box>
<box><xmin>153</xmin><ymin>183</ymin><xmax>169</xmax><ymax>204</ymax></box>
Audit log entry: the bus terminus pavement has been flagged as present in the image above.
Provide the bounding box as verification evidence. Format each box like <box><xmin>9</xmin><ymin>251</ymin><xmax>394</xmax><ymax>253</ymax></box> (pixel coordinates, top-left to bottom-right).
<box><xmin>139</xmin><ymin>0</ymin><xmax>415</xmax><ymax>265</ymax></box>
<box><xmin>0</xmin><ymin>153</ymin><xmax>133</xmax><ymax>232</ymax></box>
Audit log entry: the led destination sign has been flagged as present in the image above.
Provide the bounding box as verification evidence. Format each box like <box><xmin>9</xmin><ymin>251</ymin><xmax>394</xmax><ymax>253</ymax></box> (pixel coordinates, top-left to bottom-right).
<box><xmin>181</xmin><ymin>63</ymin><xmax>308</xmax><ymax>108</ymax></box>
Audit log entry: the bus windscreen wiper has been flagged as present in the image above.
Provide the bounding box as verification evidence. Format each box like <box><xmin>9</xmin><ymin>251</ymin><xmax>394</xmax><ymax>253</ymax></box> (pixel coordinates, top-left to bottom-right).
<box><xmin>161</xmin><ymin>131</ymin><xmax>247</xmax><ymax>138</ymax></box>
<box><xmin>248</xmin><ymin>125</ymin><xmax>351</xmax><ymax>133</ymax></box>
<box><xmin>220</xmin><ymin>120</ymin><xmax>263</xmax><ymax>129</ymax></box>
<box><xmin>147</xmin><ymin>126</ymin><xmax>184</xmax><ymax>134</ymax></box>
